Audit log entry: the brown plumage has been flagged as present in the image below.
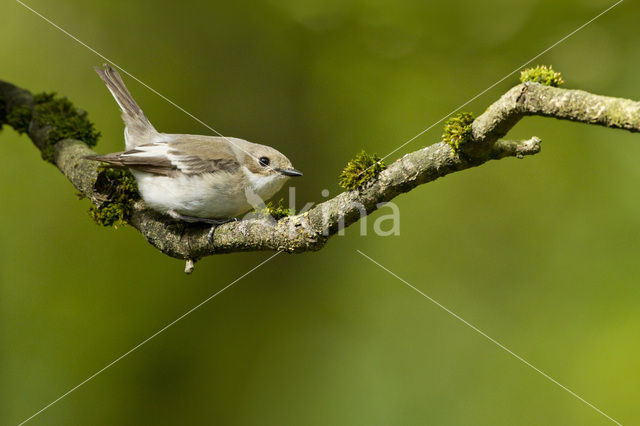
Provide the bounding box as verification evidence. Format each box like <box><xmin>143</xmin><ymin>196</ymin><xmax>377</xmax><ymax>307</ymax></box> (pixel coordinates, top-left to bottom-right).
<box><xmin>85</xmin><ymin>136</ymin><xmax>242</xmax><ymax>177</ymax></box>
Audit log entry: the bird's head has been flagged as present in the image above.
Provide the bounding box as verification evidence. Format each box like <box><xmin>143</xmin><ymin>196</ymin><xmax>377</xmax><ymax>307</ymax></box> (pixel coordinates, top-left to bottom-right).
<box><xmin>238</xmin><ymin>142</ymin><xmax>302</xmax><ymax>200</ymax></box>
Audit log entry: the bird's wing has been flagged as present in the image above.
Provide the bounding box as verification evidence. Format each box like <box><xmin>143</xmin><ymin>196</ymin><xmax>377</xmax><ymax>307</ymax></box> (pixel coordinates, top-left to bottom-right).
<box><xmin>165</xmin><ymin>135</ymin><xmax>241</xmax><ymax>175</ymax></box>
<box><xmin>87</xmin><ymin>136</ymin><xmax>241</xmax><ymax>177</ymax></box>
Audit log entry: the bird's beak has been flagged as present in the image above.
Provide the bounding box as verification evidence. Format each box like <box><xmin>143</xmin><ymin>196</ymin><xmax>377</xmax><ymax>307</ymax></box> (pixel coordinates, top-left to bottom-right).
<box><xmin>277</xmin><ymin>168</ymin><xmax>303</xmax><ymax>177</ymax></box>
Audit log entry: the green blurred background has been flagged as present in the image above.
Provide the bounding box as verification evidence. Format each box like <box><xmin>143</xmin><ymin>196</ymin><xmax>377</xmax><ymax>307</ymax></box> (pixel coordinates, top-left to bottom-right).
<box><xmin>1</xmin><ymin>0</ymin><xmax>639</xmax><ymax>424</ymax></box>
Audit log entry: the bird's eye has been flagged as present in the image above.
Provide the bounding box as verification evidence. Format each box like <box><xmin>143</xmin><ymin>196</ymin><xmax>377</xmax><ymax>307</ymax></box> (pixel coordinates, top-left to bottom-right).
<box><xmin>259</xmin><ymin>157</ymin><xmax>270</xmax><ymax>167</ymax></box>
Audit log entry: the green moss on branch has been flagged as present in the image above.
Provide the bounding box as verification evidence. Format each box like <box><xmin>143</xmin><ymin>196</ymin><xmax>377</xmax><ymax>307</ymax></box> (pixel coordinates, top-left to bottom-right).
<box><xmin>520</xmin><ymin>65</ymin><xmax>564</xmax><ymax>87</ymax></box>
<box><xmin>3</xmin><ymin>91</ymin><xmax>101</xmax><ymax>162</ymax></box>
<box><xmin>442</xmin><ymin>112</ymin><xmax>475</xmax><ymax>155</ymax></box>
<box><xmin>5</xmin><ymin>104</ymin><xmax>33</xmax><ymax>133</ymax></box>
<box><xmin>339</xmin><ymin>150</ymin><xmax>386</xmax><ymax>190</ymax></box>
<box><xmin>255</xmin><ymin>198</ymin><xmax>293</xmax><ymax>220</ymax></box>
<box><xmin>32</xmin><ymin>93</ymin><xmax>101</xmax><ymax>162</ymax></box>
<box><xmin>89</xmin><ymin>168</ymin><xmax>139</xmax><ymax>228</ymax></box>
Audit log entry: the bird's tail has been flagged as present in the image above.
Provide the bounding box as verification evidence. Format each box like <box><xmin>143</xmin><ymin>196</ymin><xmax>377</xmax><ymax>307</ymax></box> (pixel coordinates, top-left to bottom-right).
<box><xmin>94</xmin><ymin>63</ymin><xmax>157</xmax><ymax>148</ymax></box>
<box><xmin>84</xmin><ymin>152</ymin><xmax>127</xmax><ymax>167</ymax></box>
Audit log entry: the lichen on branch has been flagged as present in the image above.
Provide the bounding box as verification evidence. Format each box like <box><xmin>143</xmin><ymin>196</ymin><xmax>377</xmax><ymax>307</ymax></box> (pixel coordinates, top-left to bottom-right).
<box><xmin>2</xmin><ymin>65</ymin><xmax>640</xmax><ymax>270</ymax></box>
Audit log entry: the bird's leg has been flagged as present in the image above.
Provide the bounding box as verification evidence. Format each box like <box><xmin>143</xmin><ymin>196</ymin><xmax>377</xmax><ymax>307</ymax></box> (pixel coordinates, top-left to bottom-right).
<box><xmin>168</xmin><ymin>211</ymin><xmax>238</xmax><ymax>243</ymax></box>
<box><xmin>205</xmin><ymin>218</ymin><xmax>238</xmax><ymax>243</ymax></box>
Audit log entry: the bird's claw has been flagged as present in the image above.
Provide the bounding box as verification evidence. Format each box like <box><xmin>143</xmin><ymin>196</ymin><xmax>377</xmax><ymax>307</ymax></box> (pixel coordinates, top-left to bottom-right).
<box><xmin>207</xmin><ymin>218</ymin><xmax>238</xmax><ymax>244</ymax></box>
<box><xmin>207</xmin><ymin>225</ymin><xmax>217</xmax><ymax>243</ymax></box>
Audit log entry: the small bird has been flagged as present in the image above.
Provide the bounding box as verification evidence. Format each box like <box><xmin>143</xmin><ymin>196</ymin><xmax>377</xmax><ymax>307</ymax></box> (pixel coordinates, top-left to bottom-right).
<box><xmin>86</xmin><ymin>64</ymin><xmax>302</xmax><ymax>235</ymax></box>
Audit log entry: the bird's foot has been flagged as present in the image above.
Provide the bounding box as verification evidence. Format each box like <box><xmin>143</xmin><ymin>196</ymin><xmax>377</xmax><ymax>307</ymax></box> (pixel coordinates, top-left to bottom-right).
<box><xmin>206</xmin><ymin>218</ymin><xmax>238</xmax><ymax>243</ymax></box>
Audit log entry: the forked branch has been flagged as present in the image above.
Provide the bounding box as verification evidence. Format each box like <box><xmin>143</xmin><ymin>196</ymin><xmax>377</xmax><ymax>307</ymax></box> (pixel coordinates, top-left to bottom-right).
<box><xmin>1</xmin><ymin>75</ymin><xmax>638</xmax><ymax>271</ymax></box>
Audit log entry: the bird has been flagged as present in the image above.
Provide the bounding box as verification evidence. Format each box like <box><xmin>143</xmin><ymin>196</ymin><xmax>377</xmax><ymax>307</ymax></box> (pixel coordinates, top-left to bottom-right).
<box><xmin>86</xmin><ymin>64</ymin><xmax>302</xmax><ymax>237</ymax></box>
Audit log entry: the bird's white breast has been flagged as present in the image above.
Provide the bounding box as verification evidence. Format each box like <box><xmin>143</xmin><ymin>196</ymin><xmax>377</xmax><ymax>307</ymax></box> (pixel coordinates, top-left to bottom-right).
<box><xmin>133</xmin><ymin>166</ymin><xmax>288</xmax><ymax>219</ymax></box>
<box><xmin>242</xmin><ymin>167</ymin><xmax>288</xmax><ymax>201</ymax></box>
<box><xmin>133</xmin><ymin>170</ymin><xmax>252</xmax><ymax>218</ymax></box>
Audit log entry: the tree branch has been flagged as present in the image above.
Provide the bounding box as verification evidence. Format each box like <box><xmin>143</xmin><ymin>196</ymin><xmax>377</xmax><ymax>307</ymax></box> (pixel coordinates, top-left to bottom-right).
<box><xmin>1</xmin><ymin>78</ymin><xmax>638</xmax><ymax>270</ymax></box>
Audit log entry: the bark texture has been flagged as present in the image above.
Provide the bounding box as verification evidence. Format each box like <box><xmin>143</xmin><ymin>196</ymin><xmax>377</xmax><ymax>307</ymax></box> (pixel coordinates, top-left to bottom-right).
<box><xmin>1</xmin><ymin>80</ymin><xmax>639</xmax><ymax>269</ymax></box>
